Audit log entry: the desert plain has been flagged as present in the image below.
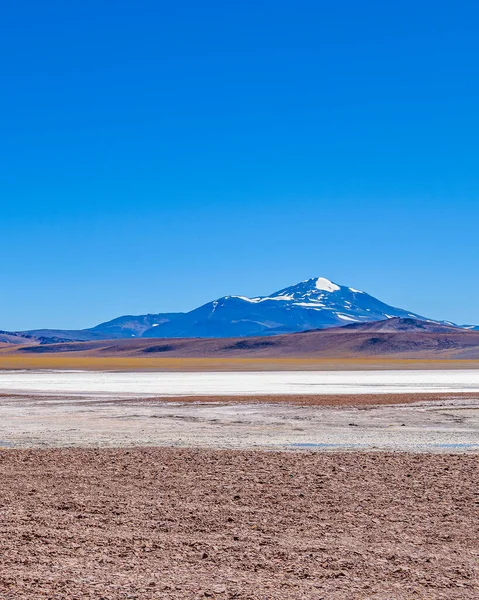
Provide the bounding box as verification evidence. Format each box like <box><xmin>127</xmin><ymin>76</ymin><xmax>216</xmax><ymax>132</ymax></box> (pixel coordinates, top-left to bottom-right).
<box><xmin>0</xmin><ymin>360</ymin><xmax>478</xmax><ymax>599</ymax></box>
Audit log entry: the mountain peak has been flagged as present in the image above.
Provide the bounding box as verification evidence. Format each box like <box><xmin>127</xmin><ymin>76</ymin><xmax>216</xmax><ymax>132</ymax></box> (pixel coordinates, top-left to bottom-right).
<box><xmin>269</xmin><ymin>276</ymin><xmax>342</xmax><ymax>301</ymax></box>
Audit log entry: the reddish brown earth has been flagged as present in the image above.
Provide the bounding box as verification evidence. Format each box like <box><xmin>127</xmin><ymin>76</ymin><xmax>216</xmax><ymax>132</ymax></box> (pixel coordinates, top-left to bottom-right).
<box><xmin>116</xmin><ymin>391</ymin><xmax>479</xmax><ymax>407</ymax></box>
<box><xmin>0</xmin><ymin>448</ymin><xmax>477</xmax><ymax>599</ymax></box>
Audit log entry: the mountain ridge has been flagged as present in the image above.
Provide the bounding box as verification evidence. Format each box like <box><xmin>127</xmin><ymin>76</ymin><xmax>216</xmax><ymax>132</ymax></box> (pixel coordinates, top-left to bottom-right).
<box><xmin>3</xmin><ymin>276</ymin><xmax>477</xmax><ymax>342</ymax></box>
<box><xmin>21</xmin><ymin>313</ymin><xmax>184</xmax><ymax>342</ymax></box>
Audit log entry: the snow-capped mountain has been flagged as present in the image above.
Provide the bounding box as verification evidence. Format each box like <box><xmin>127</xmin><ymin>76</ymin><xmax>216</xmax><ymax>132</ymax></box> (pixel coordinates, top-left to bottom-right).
<box><xmin>15</xmin><ymin>276</ymin><xmax>474</xmax><ymax>342</ymax></box>
<box><xmin>141</xmin><ymin>277</ymin><xmax>429</xmax><ymax>338</ymax></box>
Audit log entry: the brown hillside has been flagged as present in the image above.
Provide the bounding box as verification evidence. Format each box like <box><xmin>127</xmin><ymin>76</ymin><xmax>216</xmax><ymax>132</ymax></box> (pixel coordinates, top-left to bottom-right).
<box><xmin>5</xmin><ymin>324</ymin><xmax>479</xmax><ymax>360</ymax></box>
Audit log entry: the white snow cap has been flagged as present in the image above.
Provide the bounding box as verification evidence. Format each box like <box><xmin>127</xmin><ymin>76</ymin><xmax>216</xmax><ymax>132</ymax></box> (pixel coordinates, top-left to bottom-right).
<box><xmin>314</xmin><ymin>277</ymin><xmax>340</xmax><ymax>293</ymax></box>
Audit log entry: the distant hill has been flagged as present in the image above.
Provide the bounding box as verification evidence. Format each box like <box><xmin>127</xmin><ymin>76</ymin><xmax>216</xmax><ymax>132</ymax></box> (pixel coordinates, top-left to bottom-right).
<box><xmin>85</xmin><ymin>313</ymin><xmax>184</xmax><ymax>338</ymax></box>
<box><xmin>0</xmin><ymin>330</ymin><xmax>35</xmax><ymax>344</ymax></box>
<box><xmin>22</xmin><ymin>313</ymin><xmax>184</xmax><ymax>342</ymax></box>
<box><xmin>0</xmin><ymin>330</ymin><xmax>73</xmax><ymax>345</ymax></box>
<box><xmin>339</xmin><ymin>317</ymin><xmax>461</xmax><ymax>333</ymax></box>
<box><xmin>9</xmin><ymin>318</ymin><xmax>479</xmax><ymax>360</ymax></box>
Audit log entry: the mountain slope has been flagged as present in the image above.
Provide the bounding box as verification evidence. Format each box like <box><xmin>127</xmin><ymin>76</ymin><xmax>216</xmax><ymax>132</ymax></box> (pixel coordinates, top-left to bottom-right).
<box><xmin>142</xmin><ymin>277</ymin><xmax>428</xmax><ymax>338</ymax></box>
<box><xmin>23</xmin><ymin>313</ymin><xmax>184</xmax><ymax>341</ymax></box>
<box><xmin>86</xmin><ymin>313</ymin><xmax>183</xmax><ymax>338</ymax></box>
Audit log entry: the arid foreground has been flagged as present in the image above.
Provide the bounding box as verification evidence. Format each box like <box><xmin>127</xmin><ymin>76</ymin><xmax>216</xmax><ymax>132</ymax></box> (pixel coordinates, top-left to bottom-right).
<box><xmin>0</xmin><ymin>448</ymin><xmax>477</xmax><ymax>600</ymax></box>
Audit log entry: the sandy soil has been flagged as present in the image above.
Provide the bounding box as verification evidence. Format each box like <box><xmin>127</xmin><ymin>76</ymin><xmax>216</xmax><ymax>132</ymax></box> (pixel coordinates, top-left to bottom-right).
<box><xmin>0</xmin><ymin>448</ymin><xmax>477</xmax><ymax>600</ymax></box>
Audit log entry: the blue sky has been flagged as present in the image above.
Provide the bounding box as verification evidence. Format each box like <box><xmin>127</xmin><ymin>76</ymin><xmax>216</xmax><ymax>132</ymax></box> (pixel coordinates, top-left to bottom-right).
<box><xmin>1</xmin><ymin>1</ymin><xmax>478</xmax><ymax>330</ymax></box>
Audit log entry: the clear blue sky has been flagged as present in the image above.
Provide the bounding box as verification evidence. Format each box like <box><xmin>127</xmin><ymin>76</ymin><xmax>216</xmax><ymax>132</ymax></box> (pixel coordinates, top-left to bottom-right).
<box><xmin>1</xmin><ymin>1</ymin><xmax>478</xmax><ymax>330</ymax></box>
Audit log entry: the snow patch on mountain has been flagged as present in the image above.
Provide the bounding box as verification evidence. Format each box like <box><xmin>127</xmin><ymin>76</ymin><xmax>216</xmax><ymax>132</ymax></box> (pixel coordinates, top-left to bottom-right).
<box><xmin>314</xmin><ymin>277</ymin><xmax>340</xmax><ymax>292</ymax></box>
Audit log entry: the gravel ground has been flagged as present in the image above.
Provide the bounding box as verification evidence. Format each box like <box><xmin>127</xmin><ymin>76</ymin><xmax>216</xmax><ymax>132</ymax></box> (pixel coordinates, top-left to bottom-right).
<box><xmin>0</xmin><ymin>448</ymin><xmax>477</xmax><ymax>599</ymax></box>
